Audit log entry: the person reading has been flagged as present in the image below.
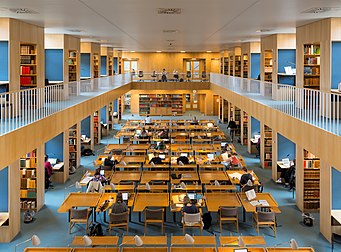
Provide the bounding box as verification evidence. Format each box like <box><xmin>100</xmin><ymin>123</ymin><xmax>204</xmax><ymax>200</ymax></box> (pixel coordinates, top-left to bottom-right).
<box><xmin>145</xmin><ymin>115</ymin><xmax>152</xmax><ymax>125</ymax></box>
<box><xmin>110</xmin><ymin>192</ymin><xmax>128</xmax><ymax>214</ymax></box>
<box><xmin>149</xmin><ymin>152</ymin><xmax>162</xmax><ymax>165</ymax></box>
<box><xmin>240</xmin><ymin>167</ymin><xmax>254</xmax><ymax>186</ymax></box>
<box><xmin>181</xmin><ymin>195</ymin><xmax>199</xmax><ymax>213</ymax></box>
<box><xmin>177</xmin><ymin>154</ymin><xmax>189</xmax><ymax>165</ymax></box>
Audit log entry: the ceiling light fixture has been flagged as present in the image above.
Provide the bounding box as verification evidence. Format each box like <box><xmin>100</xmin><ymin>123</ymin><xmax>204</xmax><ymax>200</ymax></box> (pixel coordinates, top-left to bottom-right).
<box><xmin>302</xmin><ymin>7</ymin><xmax>339</xmax><ymax>14</ymax></box>
<box><xmin>9</xmin><ymin>8</ymin><xmax>38</xmax><ymax>14</ymax></box>
<box><xmin>206</xmin><ymin>51</ymin><xmax>212</xmax><ymax>53</ymax></box>
<box><xmin>180</xmin><ymin>51</ymin><xmax>186</xmax><ymax>53</ymax></box>
<box><xmin>156</xmin><ymin>51</ymin><xmax>162</xmax><ymax>53</ymax></box>
<box><xmin>130</xmin><ymin>51</ymin><xmax>135</xmax><ymax>53</ymax></box>
<box><xmin>256</xmin><ymin>29</ymin><xmax>271</xmax><ymax>33</ymax></box>
<box><xmin>158</xmin><ymin>8</ymin><xmax>182</xmax><ymax>15</ymax></box>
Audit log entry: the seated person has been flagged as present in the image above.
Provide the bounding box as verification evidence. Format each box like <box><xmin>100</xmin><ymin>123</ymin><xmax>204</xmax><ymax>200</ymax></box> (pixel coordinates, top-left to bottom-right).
<box><xmin>86</xmin><ymin>180</ymin><xmax>104</xmax><ymax>193</ymax></box>
<box><xmin>104</xmin><ymin>153</ymin><xmax>117</xmax><ymax>168</ymax></box>
<box><xmin>156</xmin><ymin>141</ymin><xmax>166</xmax><ymax>150</ymax></box>
<box><xmin>240</xmin><ymin>167</ymin><xmax>254</xmax><ymax>186</ymax></box>
<box><xmin>230</xmin><ymin>153</ymin><xmax>240</xmax><ymax>167</ymax></box>
<box><xmin>140</xmin><ymin>127</ymin><xmax>149</xmax><ymax>138</ymax></box>
<box><xmin>145</xmin><ymin>115</ymin><xmax>152</xmax><ymax>125</ymax></box>
<box><xmin>159</xmin><ymin>128</ymin><xmax>169</xmax><ymax>139</ymax></box>
<box><xmin>181</xmin><ymin>195</ymin><xmax>199</xmax><ymax>214</ymax></box>
<box><xmin>92</xmin><ymin>168</ymin><xmax>108</xmax><ymax>184</ymax></box>
<box><xmin>177</xmin><ymin>155</ymin><xmax>189</xmax><ymax>165</ymax></box>
<box><xmin>110</xmin><ymin>192</ymin><xmax>128</xmax><ymax>214</ymax></box>
<box><xmin>191</xmin><ymin>116</ymin><xmax>199</xmax><ymax>125</ymax></box>
<box><xmin>221</xmin><ymin>151</ymin><xmax>232</xmax><ymax>169</ymax></box>
<box><xmin>149</xmin><ymin>152</ymin><xmax>163</xmax><ymax>165</ymax></box>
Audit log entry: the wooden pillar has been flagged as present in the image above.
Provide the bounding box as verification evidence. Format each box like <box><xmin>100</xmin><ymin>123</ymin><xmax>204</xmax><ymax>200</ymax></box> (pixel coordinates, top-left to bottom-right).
<box><xmin>320</xmin><ymin>161</ymin><xmax>332</xmax><ymax>242</ymax></box>
<box><xmin>295</xmin><ymin>145</ymin><xmax>304</xmax><ymax>211</ymax></box>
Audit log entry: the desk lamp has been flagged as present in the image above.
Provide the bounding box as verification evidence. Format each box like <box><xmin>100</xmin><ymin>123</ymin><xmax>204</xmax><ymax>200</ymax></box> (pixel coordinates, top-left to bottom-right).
<box><xmin>214</xmin><ymin>180</ymin><xmax>221</xmax><ymax>187</ymax></box>
<box><xmin>179</xmin><ymin>161</ymin><xmax>184</xmax><ymax>166</ymax></box>
<box><xmin>82</xmin><ymin>235</ymin><xmax>92</xmax><ymax>246</ymax></box>
<box><xmin>185</xmin><ymin>234</ymin><xmax>195</xmax><ymax>244</ymax></box>
<box><xmin>119</xmin><ymin>235</ymin><xmax>143</xmax><ymax>252</ymax></box>
<box><xmin>14</xmin><ymin>234</ymin><xmax>40</xmax><ymax>252</ymax></box>
<box><xmin>274</xmin><ymin>238</ymin><xmax>298</xmax><ymax>249</ymax></box>
<box><xmin>180</xmin><ymin>182</ymin><xmax>187</xmax><ymax>189</ymax></box>
<box><xmin>110</xmin><ymin>183</ymin><xmax>116</xmax><ymax>191</ymax></box>
<box><xmin>145</xmin><ymin>182</ymin><xmax>151</xmax><ymax>191</ymax></box>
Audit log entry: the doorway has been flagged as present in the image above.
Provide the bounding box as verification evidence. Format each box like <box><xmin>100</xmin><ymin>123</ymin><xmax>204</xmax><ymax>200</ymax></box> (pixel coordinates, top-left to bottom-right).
<box><xmin>183</xmin><ymin>59</ymin><xmax>206</xmax><ymax>80</ymax></box>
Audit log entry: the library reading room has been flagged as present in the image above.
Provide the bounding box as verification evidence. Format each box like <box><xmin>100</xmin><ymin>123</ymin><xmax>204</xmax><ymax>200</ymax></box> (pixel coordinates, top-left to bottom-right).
<box><xmin>1</xmin><ymin>1</ymin><xmax>341</xmax><ymax>252</ymax></box>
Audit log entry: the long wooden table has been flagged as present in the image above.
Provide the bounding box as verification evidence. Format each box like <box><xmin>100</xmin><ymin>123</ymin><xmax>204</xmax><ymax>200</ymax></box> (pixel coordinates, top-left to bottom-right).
<box><xmin>58</xmin><ymin>192</ymin><xmax>101</xmax><ymax>213</ymax></box>
<box><xmin>171</xmin><ymin>248</ymin><xmax>216</xmax><ymax>252</ymax></box>
<box><xmin>95</xmin><ymin>193</ymin><xmax>135</xmax><ymax>212</ymax></box>
<box><xmin>136</xmin><ymin>184</ymin><xmax>169</xmax><ymax>192</ymax></box>
<box><xmin>171</xmin><ymin>236</ymin><xmax>216</xmax><ymax>246</ymax></box>
<box><xmin>133</xmin><ymin>193</ymin><xmax>169</xmax><ymax>212</ymax></box>
<box><xmin>226</xmin><ymin>170</ymin><xmax>259</xmax><ymax>185</ymax></box>
<box><xmin>105</xmin><ymin>143</ymin><xmax>130</xmax><ymax>154</ymax></box>
<box><xmin>170</xmin><ymin>171</ymin><xmax>199</xmax><ymax>184</ymax></box>
<box><xmin>219</xmin><ymin>236</ymin><xmax>266</xmax><ymax>246</ymax></box>
<box><xmin>218</xmin><ymin>248</ymin><xmax>265</xmax><ymax>252</ymax></box>
<box><xmin>24</xmin><ymin>249</ymin><xmax>73</xmax><ymax>252</ymax></box>
<box><xmin>103</xmin><ymin>184</ymin><xmax>135</xmax><ymax>192</ymax></box>
<box><xmin>205</xmin><ymin>193</ymin><xmax>241</xmax><ymax>212</ymax></box>
<box><xmin>121</xmin><ymin>156</ymin><xmax>146</xmax><ymax>164</ymax></box>
<box><xmin>121</xmin><ymin>235</ymin><xmax>167</xmax><ymax>245</ymax></box>
<box><xmin>266</xmin><ymin>248</ymin><xmax>314</xmax><ymax>252</ymax></box>
<box><xmin>199</xmin><ymin>171</ymin><xmax>229</xmax><ymax>184</ymax></box>
<box><xmin>110</xmin><ymin>171</ymin><xmax>141</xmax><ymax>184</ymax></box>
<box><xmin>238</xmin><ymin>192</ymin><xmax>281</xmax><ymax>213</ymax></box>
<box><xmin>140</xmin><ymin>171</ymin><xmax>170</xmax><ymax>184</ymax></box>
<box><xmin>205</xmin><ymin>185</ymin><xmax>237</xmax><ymax>192</ymax></box>
<box><xmin>72</xmin><ymin>236</ymin><xmax>119</xmax><ymax>246</ymax></box>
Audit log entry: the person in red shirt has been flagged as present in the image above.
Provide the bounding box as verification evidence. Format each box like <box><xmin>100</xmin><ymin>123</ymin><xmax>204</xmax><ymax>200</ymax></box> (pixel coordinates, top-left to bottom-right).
<box><xmin>44</xmin><ymin>155</ymin><xmax>53</xmax><ymax>189</ymax></box>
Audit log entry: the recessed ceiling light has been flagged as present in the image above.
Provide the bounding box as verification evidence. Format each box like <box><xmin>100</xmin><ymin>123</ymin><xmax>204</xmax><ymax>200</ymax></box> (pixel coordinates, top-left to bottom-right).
<box><xmin>206</xmin><ymin>51</ymin><xmax>212</xmax><ymax>53</ymax></box>
<box><xmin>163</xmin><ymin>29</ymin><xmax>178</xmax><ymax>33</ymax></box>
<box><xmin>158</xmin><ymin>8</ymin><xmax>182</xmax><ymax>15</ymax></box>
<box><xmin>67</xmin><ymin>29</ymin><xmax>85</xmax><ymax>33</ymax></box>
<box><xmin>130</xmin><ymin>51</ymin><xmax>135</xmax><ymax>53</ymax></box>
<box><xmin>9</xmin><ymin>8</ymin><xmax>38</xmax><ymax>14</ymax></box>
<box><xmin>302</xmin><ymin>7</ymin><xmax>340</xmax><ymax>14</ymax></box>
<box><xmin>180</xmin><ymin>51</ymin><xmax>186</xmax><ymax>53</ymax></box>
<box><xmin>256</xmin><ymin>29</ymin><xmax>271</xmax><ymax>33</ymax></box>
<box><xmin>156</xmin><ymin>51</ymin><xmax>162</xmax><ymax>53</ymax></box>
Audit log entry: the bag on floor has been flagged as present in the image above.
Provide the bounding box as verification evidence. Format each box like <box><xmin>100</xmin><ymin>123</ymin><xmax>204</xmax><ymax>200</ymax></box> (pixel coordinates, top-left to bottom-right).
<box><xmin>24</xmin><ymin>210</ymin><xmax>35</xmax><ymax>224</ymax></box>
<box><xmin>81</xmin><ymin>148</ymin><xmax>95</xmax><ymax>156</ymax></box>
<box><xmin>89</xmin><ymin>223</ymin><xmax>103</xmax><ymax>236</ymax></box>
<box><xmin>202</xmin><ymin>212</ymin><xmax>212</xmax><ymax>230</ymax></box>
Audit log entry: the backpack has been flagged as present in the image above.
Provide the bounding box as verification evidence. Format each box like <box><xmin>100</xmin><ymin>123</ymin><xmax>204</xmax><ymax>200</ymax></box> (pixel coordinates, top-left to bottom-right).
<box><xmin>24</xmin><ymin>210</ymin><xmax>35</xmax><ymax>224</ymax></box>
<box><xmin>202</xmin><ymin>212</ymin><xmax>212</xmax><ymax>230</ymax></box>
<box><xmin>89</xmin><ymin>223</ymin><xmax>103</xmax><ymax>236</ymax></box>
<box><xmin>81</xmin><ymin>148</ymin><xmax>95</xmax><ymax>156</ymax></box>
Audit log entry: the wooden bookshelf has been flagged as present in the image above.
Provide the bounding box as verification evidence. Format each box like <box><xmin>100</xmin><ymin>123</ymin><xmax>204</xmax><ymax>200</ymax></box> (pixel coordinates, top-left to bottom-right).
<box><xmin>108</xmin><ymin>56</ymin><xmax>113</xmax><ymax>76</ymax></box>
<box><xmin>303</xmin><ymin>44</ymin><xmax>320</xmax><ymax>90</ymax></box>
<box><xmin>20</xmin><ymin>44</ymin><xmax>37</xmax><ymax>89</ymax></box>
<box><xmin>229</xmin><ymin>56</ymin><xmax>233</xmax><ymax>76</ymax></box>
<box><xmin>139</xmin><ymin>94</ymin><xmax>184</xmax><ymax>116</ymax></box>
<box><xmin>20</xmin><ymin>150</ymin><xmax>37</xmax><ymax>211</ymax></box>
<box><xmin>263</xmin><ymin>125</ymin><xmax>272</xmax><ymax>168</ymax></box>
<box><xmin>69</xmin><ymin>125</ymin><xmax>78</xmax><ymax>168</ymax></box>
<box><xmin>235</xmin><ymin>55</ymin><xmax>241</xmax><ymax>77</ymax></box>
<box><xmin>68</xmin><ymin>50</ymin><xmax>77</xmax><ymax>82</ymax></box>
<box><xmin>107</xmin><ymin>102</ymin><xmax>114</xmax><ymax>129</ymax></box>
<box><xmin>234</xmin><ymin>107</ymin><xmax>241</xmax><ymax>138</ymax></box>
<box><xmin>264</xmin><ymin>50</ymin><xmax>273</xmax><ymax>82</ymax></box>
<box><xmin>241</xmin><ymin>111</ymin><xmax>248</xmax><ymax>145</ymax></box>
<box><xmin>93</xmin><ymin>54</ymin><xmax>99</xmax><ymax>78</ymax></box>
<box><xmin>303</xmin><ymin>149</ymin><xmax>320</xmax><ymax>212</ymax></box>
<box><xmin>223</xmin><ymin>57</ymin><xmax>229</xmax><ymax>75</ymax></box>
<box><xmin>243</xmin><ymin>54</ymin><xmax>249</xmax><ymax>78</ymax></box>
<box><xmin>220</xmin><ymin>57</ymin><xmax>223</xmax><ymax>74</ymax></box>
<box><xmin>93</xmin><ymin>111</ymin><xmax>100</xmax><ymax>144</ymax></box>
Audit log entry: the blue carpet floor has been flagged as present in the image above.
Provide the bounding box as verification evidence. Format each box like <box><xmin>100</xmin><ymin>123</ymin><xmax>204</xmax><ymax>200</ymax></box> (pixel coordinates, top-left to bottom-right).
<box><xmin>0</xmin><ymin>112</ymin><xmax>336</xmax><ymax>252</ymax></box>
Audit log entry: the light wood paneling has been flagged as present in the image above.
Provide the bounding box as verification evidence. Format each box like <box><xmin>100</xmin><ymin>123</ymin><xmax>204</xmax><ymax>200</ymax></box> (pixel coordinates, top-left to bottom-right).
<box><xmin>81</xmin><ymin>42</ymin><xmax>101</xmax><ymax>79</ymax></box>
<box><xmin>241</xmin><ymin>42</ymin><xmax>261</xmax><ymax>78</ymax></box>
<box><xmin>320</xmin><ymin>161</ymin><xmax>332</xmax><ymax>242</ymax></box>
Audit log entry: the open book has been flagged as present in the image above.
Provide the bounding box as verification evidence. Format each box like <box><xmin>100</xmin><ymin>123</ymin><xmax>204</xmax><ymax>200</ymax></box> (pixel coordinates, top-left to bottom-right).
<box><xmin>245</xmin><ymin>189</ymin><xmax>257</xmax><ymax>201</ymax></box>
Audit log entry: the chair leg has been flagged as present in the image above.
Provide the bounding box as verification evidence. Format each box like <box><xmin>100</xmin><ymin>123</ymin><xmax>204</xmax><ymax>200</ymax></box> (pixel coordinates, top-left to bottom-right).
<box><xmin>236</xmin><ymin>220</ymin><xmax>239</xmax><ymax>233</ymax></box>
<box><xmin>220</xmin><ymin>221</ymin><xmax>222</xmax><ymax>233</ymax></box>
<box><xmin>144</xmin><ymin>222</ymin><xmax>147</xmax><ymax>235</ymax></box>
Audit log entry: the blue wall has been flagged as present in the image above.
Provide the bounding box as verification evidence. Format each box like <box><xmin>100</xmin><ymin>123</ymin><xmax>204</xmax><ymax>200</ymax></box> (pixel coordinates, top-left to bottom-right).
<box><xmin>100</xmin><ymin>106</ymin><xmax>107</xmax><ymax>122</ymax></box>
<box><xmin>332</xmin><ymin>167</ymin><xmax>341</xmax><ymax>209</ymax></box>
<box><xmin>0</xmin><ymin>41</ymin><xmax>8</xmax><ymax>81</ymax></box>
<box><xmin>332</xmin><ymin>42</ymin><xmax>341</xmax><ymax>89</ymax></box>
<box><xmin>45</xmin><ymin>133</ymin><xmax>64</xmax><ymax>161</ymax></box>
<box><xmin>114</xmin><ymin>58</ymin><xmax>118</xmax><ymax>74</ymax></box>
<box><xmin>114</xmin><ymin>99</ymin><xmax>118</xmax><ymax>112</ymax></box>
<box><xmin>277</xmin><ymin>133</ymin><xmax>296</xmax><ymax>160</ymax></box>
<box><xmin>250</xmin><ymin>53</ymin><xmax>260</xmax><ymax>79</ymax></box>
<box><xmin>250</xmin><ymin>117</ymin><xmax>260</xmax><ymax>137</ymax></box>
<box><xmin>0</xmin><ymin>167</ymin><xmax>8</xmax><ymax>212</ymax></box>
<box><xmin>101</xmin><ymin>56</ymin><xmax>107</xmax><ymax>76</ymax></box>
<box><xmin>278</xmin><ymin>49</ymin><xmax>296</xmax><ymax>85</ymax></box>
<box><xmin>81</xmin><ymin>53</ymin><xmax>91</xmax><ymax>78</ymax></box>
<box><xmin>45</xmin><ymin>49</ymin><xmax>64</xmax><ymax>82</ymax></box>
<box><xmin>81</xmin><ymin>116</ymin><xmax>91</xmax><ymax>137</ymax></box>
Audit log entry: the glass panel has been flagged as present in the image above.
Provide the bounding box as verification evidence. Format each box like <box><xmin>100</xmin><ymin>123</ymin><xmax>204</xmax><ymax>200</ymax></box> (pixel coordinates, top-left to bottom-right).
<box><xmin>123</xmin><ymin>61</ymin><xmax>130</xmax><ymax>73</ymax></box>
<box><xmin>131</xmin><ymin>61</ymin><xmax>138</xmax><ymax>72</ymax></box>
<box><xmin>186</xmin><ymin>62</ymin><xmax>191</xmax><ymax>71</ymax></box>
<box><xmin>193</xmin><ymin>61</ymin><xmax>200</xmax><ymax>78</ymax></box>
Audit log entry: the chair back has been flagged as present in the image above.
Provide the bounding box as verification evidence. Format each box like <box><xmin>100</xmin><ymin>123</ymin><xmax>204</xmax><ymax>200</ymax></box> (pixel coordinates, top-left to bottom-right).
<box><xmin>184</xmin><ymin>212</ymin><xmax>201</xmax><ymax>223</ymax></box>
<box><xmin>145</xmin><ymin>208</ymin><xmax>163</xmax><ymax>220</ymax></box>
<box><xmin>138</xmin><ymin>70</ymin><xmax>144</xmax><ymax>77</ymax></box>
<box><xmin>257</xmin><ymin>211</ymin><xmax>275</xmax><ymax>222</ymax></box>
<box><xmin>102</xmin><ymin>165</ymin><xmax>112</xmax><ymax>171</ymax></box>
<box><xmin>109</xmin><ymin>211</ymin><xmax>128</xmax><ymax>224</ymax></box>
<box><xmin>220</xmin><ymin>207</ymin><xmax>237</xmax><ymax>217</ymax></box>
<box><xmin>70</xmin><ymin>208</ymin><xmax>88</xmax><ymax>219</ymax></box>
<box><xmin>86</xmin><ymin>181</ymin><xmax>103</xmax><ymax>193</ymax></box>
<box><xmin>151</xmin><ymin>71</ymin><xmax>157</xmax><ymax>78</ymax></box>
<box><xmin>242</xmin><ymin>184</ymin><xmax>258</xmax><ymax>193</ymax></box>
<box><xmin>186</xmin><ymin>71</ymin><xmax>191</xmax><ymax>78</ymax></box>
<box><xmin>202</xmin><ymin>71</ymin><xmax>207</xmax><ymax>78</ymax></box>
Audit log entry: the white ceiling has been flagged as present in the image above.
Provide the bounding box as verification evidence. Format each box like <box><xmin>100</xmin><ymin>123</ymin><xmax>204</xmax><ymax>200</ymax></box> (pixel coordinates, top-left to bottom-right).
<box><xmin>1</xmin><ymin>0</ymin><xmax>341</xmax><ymax>51</ymax></box>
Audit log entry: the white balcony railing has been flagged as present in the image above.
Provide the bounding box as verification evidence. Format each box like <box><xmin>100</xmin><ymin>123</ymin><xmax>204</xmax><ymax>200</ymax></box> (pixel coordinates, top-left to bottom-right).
<box><xmin>211</xmin><ymin>73</ymin><xmax>341</xmax><ymax>136</ymax></box>
<box><xmin>0</xmin><ymin>74</ymin><xmax>131</xmax><ymax>136</ymax></box>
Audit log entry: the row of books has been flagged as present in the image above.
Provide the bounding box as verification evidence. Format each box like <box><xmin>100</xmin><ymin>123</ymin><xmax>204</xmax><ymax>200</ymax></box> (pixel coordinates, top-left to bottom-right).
<box><xmin>20</xmin><ymin>66</ymin><xmax>34</xmax><ymax>74</ymax></box>
<box><xmin>21</xmin><ymin>178</ymin><xmax>36</xmax><ymax>189</ymax></box>
<box><xmin>304</xmin><ymin>181</ymin><xmax>320</xmax><ymax>188</ymax></box>
<box><xmin>304</xmin><ymin>191</ymin><xmax>320</xmax><ymax>198</ymax></box>
<box><xmin>304</xmin><ymin>45</ymin><xmax>320</xmax><ymax>55</ymax></box>
<box><xmin>304</xmin><ymin>67</ymin><xmax>320</xmax><ymax>75</ymax></box>
<box><xmin>20</xmin><ymin>189</ymin><xmax>37</xmax><ymax>198</ymax></box>
<box><xmin>20</xmin><ymin>169</ymin><xmax>35</xmax><ymax>178</ymax></box>
<box><xmin>20</xmin><ymin>158</ymin><xmax>36</xmax><ymax>168</ymax></box>
<box><xmin>304</xmin><ymin>160</ymin><xmax>320</xmax><ymax>168</ymax></box>
<box><xmin>20</xmin><ymin>200</ymin><xmax>36</xmax><ymax>210</ymax></box>
<box><xmin>20</xmin><ymin>45</ymin><xmax>35</xmax><ymax>55</ymax></box>
<box><xmin>20</xmin><ymin>55</ymin><xmax>35</xmax><ymax>64</ymax></box>
<box><xmin>20</xmin><ymin>76</ymin><xmax>35</xmax><ymax>85</ymax></box>
<box><xmin>304</xmin><ymin>201</ymin><xmax>320</xmax><ymax>210</ymax></box>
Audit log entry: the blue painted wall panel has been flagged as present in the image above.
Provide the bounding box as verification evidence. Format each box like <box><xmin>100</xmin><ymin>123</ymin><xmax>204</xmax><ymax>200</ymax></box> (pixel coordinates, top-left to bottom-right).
<box><xmin>100</xmin><ymin>106</ymin><xmax>107</xmax><ymax>122</ymax></box>
<box><xmin>251</xmin><ymin>117</ymin><xmax>260</xmax><ymax>137</ymax></box>
<box><xmin>45</xmin><ymin>49</ymin><xmax>63</xmax><ymax>81</ymax></box>
<box><xmin>81</xmin><ymin>116</ymin><xmax>91</xmax><ymax>137</ymax></box>
<box><xmin>278</xmin><ymin>49</ymin><xmax>296</xmax><ymax>85</ymax></box>
<box><xmin>114</xmin><ymin>58</ymin><xmax>118</xmax><ymax>74</ymax></box>
<box><xmin>277</xmin><ymin>133</ymin><xmax>296</xmax><ymax>160</ymax></box>
<box><xmin>332</xmin><ymin>42</ymin><xmax>341</xmax><ymax>89</ymax></box>
<box><xmin>332</xmin><ymin>167</ymin><xmax>341</xmax><ymax>209</ymax></box>
<box><xmin>81</xmin><ymin>53</ymin><xmax>91</xmax><ymax>78</ymax></box>
<box><xmin>45</xmin><ymin>133</ymin><xmax>64</xmax><ymax>161</ymax></box>
<box><xmin>101</xmin><ymin>56</ymin><xmax>107</xmax><ymax>76</ymax></box>
<box><xmin>0</xmin><ymin>41</ymin><xmax>8</xmax><ymax>81</ymax></box>
<box><xmin>114</xmin><ymin>99</ymin><xmax>118</xmax><ymax>112</ymax></box>
<box><xmin>0</xmin><ymin>167</ymin><xmax>8</xmax><ymax>212</ymax></box>
<box><xmin>250</xmin><ymin>53</ymin><xmax>260</xmax><ymax>79</ymax></box>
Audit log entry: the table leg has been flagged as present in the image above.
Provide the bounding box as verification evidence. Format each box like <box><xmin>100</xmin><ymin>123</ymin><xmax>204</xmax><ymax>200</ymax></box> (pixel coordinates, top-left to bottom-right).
<box><xmin>139</xmin><ymin>211</ymin><xmax>142</xmax><ymax>222</ymax></box>
<box><xmin>243</xmin><ymin>208</ymin><xmax>246</xmax><ymax>222</ymax></box>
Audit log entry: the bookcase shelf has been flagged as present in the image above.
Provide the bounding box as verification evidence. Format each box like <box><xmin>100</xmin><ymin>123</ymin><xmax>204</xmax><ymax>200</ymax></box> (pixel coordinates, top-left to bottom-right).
<box><xmin>20</xmin><ymin>44</ymin><xmax>37</xmax><ymax>89</ymax></box>
<box><xmin>93</xmin><ymin>111</ymin><xmax>100</xmax><ymax>144</ymax></box>
<box><xmin>263</xmin><ymin>125</ymin><xmax>272</xmax><ymax>168</ymax></box>
<box><xmin>69</xmin><ymin>124</ymin><xmax>78</xmax><ymax>168</ymax></box>
<box><xmin>108</xmin><ymin>56</ymin><xmax>113</xmax><ymax>76</ymax></box>
<box><xmin>242</xmin><ymin>111</ymin><xmax>248</xmax><ymax>145</ymax></box>
<box><xmin>303</xmin><ymin>44</ymin><xmax>320</xmax><ymax>90</ymax></box>
<box><xmin>139</xmin><ymin>94</ymin><xmax>184</xmax><ymax>116</ymax></box>
<box><xmin>243</xmin><ymin>54</ymin><xmax>249</xmax><ymax>78</ymax></box>
<box><xmin>303</xmin><ymin>149</ymin><xmax>320</xmax><ymax>212</ymax></box>
<box><xmin>229</xmin><ymin>56</ymin><xmax>233</xmax><ymax>76</ymax></box>
<box><xmin>235</xmin><ymin>55</ymin><xmax>241</xmax><ymax>77</ymax></box>
<box><xmin>20</xmin><ymin>150</ymin><xmax>37</xmax><ymax>210</ymax></box>
<box><xmin>93</xmin><ymin>54</ymin><xmax>99</xmax><ymax>78</ymax></box>
<box><xmin>68</xmin><ymin>50</ymin><xmax>77</xmax><ymax>82</ymax></box>
<box><xmin>264</xmin><ymin>50</ymin><xmax>273</xmax><ymax>82</ymax></box>
<box><xmin>234</xmin><ymin>107</ymin><xmax>241</xmax><ymax>138</ymax></box>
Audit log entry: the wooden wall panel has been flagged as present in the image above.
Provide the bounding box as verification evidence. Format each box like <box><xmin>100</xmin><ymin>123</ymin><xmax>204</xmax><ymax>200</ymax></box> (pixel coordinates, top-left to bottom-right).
<box><xmin>64</xmin><ymin>35</ymin><xmax>80</xmax><ymax>82</ymax></box>
<box><xmin>241</xmin><ymin>42</ymin><xmax>261</xmax><ymax>78</ymax></box>
<box><xmin>320</xmin><ymin>161</ymin><xmax>332</xmax><ymax>242</ymax></box>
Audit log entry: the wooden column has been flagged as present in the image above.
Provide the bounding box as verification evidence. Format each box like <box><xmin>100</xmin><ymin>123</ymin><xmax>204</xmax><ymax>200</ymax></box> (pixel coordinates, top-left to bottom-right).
<box><xmin>320</xmin><ymin>161</ymin><xmax>332</xmax><ymax>242</ymax></box>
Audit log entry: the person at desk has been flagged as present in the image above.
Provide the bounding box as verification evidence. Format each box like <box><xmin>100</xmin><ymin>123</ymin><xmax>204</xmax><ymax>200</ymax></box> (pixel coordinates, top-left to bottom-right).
<box><xmin>158</xmin><ymin>128</ymin><xmax>169</xmax><ymax>139</ymax></box>
<box><xmin>44</xmin><ymin>155</ymin><xmax>53</xmax><ymax>189</ymax></box>
<box><xmin>140</xmin><ymin>127</ymin><xmax>149</xmax><ymax>138</ymax></box>
<box><xmin>145</xmin><ymin>115</ymin><xmax>152</xmax><ymax>125</ymax></box>
<box><xmin>161</xmin><ymin>68</ymin><xmax>167</xmax><ymax>82</ymax></box>
<box><xmin>221</xmin><ymin>151</ymin><xmax>232</xmax><ymax>169</ymax></box>
<box><xmin>191</xmin><ymin>116</ymin><xmax>199</xmax><ymax>125</ymax></box>
<box><xmin>149</xmin><ymin>152</ymin><xmax>163</xmax><ymax>165</ymax></box>
<box><xmin>240</xmin><ymin>167</ymin><xmax>254</xmax><ymax>186</ymax></box>
<box><xmin>227</xmin><ymin>117</ymin><xmax>237</xmax><ymax>142</ymax></box>
<box><xmin>110</xmin><ymin>192</ymin><xmax>128</xmax><ymax>214</ymax></box>
<box><xmin>93</xmin><ymin>168</ymin><xmax>108</xmax><ymax>184</ymax></box>
<box><xmin>277</xmin><ymin>159</ymin><xmax>296</xmax><ymax>187</ymax></box>
<box><xmin>173</xmin><ymin>69</ymin><xmax>179</xmax><ymax>81</ymax></box>
<box><xmin>177</xmin><ymin>155</ymin><xmax>189</xmax><ymax>165</ymax></box>
<box><xmin>103</xmin><ymin>153</ymin><xmax>117</xmax><ymax>169</ymax></box>
<box><xmin>181</xmin><ymin>195</ymin><xmax>199</xmax><ymax>213</ymax></box>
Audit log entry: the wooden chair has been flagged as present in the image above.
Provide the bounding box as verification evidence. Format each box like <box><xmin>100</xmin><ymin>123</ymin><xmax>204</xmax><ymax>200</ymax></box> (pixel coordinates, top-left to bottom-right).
<box><xmin>182</xmin><ymin>212</ymin><xmax>202</xmax><ymax>235</ymax></box>
<box><xmin>69</xmin><ymin>208</ymin><xmax>92</xmax><ymax>234</ymax></box>
<box><xmin>218</xmin><ymin>207</ymin><xmax>239</xmax><ymax>233</ymax></box>
<box><xmin>252</xmin><ymin>208</ymin><xmax>276</xmax><ymax>237</ymax></box>
<box><xmin>108</xmin><ymin>209</ymin><xmax>129</xmax><ymax>234</ymax></box>
<box><xmin>144</xmin><ymin>208</ymin><xmax>164</xmax><ymax>234</ymax></box>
